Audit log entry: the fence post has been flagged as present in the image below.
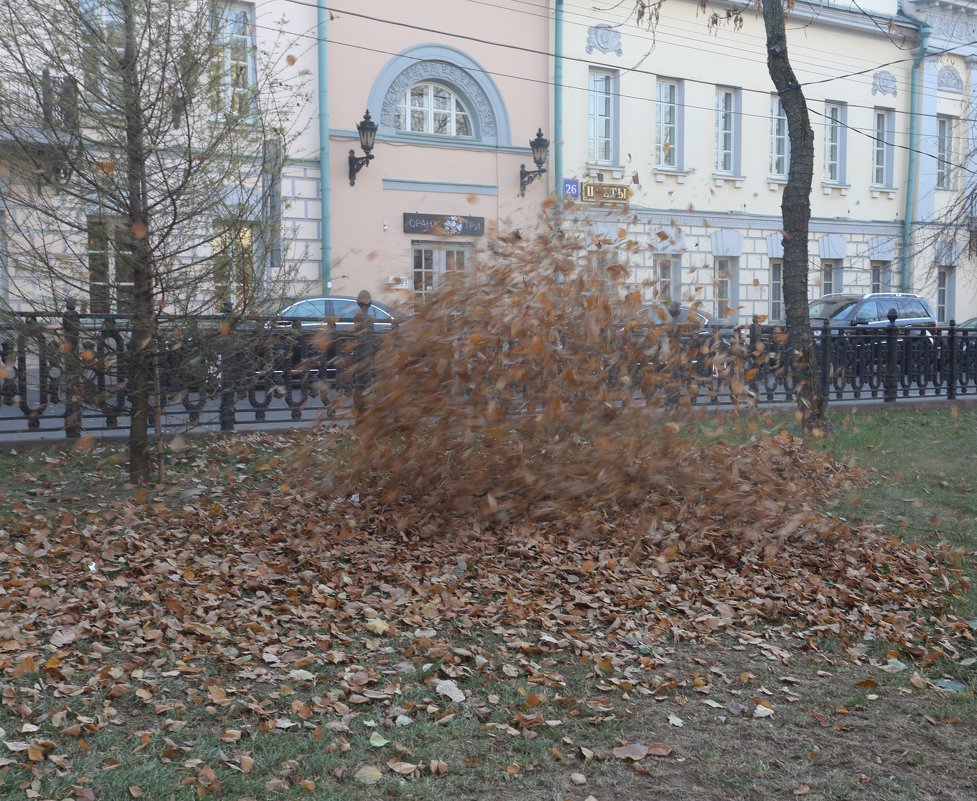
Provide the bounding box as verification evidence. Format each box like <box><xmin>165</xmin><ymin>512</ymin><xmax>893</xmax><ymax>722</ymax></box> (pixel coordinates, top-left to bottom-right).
<box><xmin>62</xmin><ymin>298</ymin><xmax>81</xmax><ymax>438</ymax></box>
<box><xmin>884</xmin><ymin>307</ymin><xmax>898</xmax><ymax>403</ymax></box>
<box><xmin>819</xmin><ymin>319</ymin><xmax>830</xmax><ymax>400</ymax></box>
<box><xmin>219</xmin><ymin>302</ymin><xmax>236</xmax><ymax>432</ymax></box>
<box><xmin>748</xmin><ymin>316</ymin><xmax>759</xmax><ymax>396</ymax></box>
<box><xmin>948</xmin><ymin>319</ymin><xmax>957</xmax><ymax>401</ymax></box>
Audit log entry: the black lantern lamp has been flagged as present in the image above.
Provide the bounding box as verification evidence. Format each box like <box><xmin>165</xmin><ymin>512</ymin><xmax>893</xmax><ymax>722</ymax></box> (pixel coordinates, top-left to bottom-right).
<box><xmin>519</xmin><ymin>128</ymin><xmax>549</xmax><ymax>196</ymax></box>
<box><xmin>348</xmin><ymin>109</ymin><xmax>378</xmax><ymax>186</ymax></box>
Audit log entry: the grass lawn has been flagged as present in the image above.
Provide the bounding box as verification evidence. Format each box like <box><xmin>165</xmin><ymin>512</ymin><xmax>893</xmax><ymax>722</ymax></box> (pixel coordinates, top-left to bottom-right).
<box><xmin>0</xmin><ymin>404</ymin><xmax>974</xmax><ymax>801</ymax></box>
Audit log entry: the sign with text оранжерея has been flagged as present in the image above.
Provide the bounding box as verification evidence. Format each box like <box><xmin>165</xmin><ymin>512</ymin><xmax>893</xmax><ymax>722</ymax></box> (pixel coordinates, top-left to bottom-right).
<box><xmin>403</xmin><ymin>213</ymin><xmax>485</xmax><ymax>236</ymax></box>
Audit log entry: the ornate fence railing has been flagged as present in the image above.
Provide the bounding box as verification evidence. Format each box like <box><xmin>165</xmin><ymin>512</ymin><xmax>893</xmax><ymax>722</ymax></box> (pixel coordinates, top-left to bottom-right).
<box><xmin>1</xmin><ymin>308</ymin><xmax>975</xmax><ymax>439</ymax></box>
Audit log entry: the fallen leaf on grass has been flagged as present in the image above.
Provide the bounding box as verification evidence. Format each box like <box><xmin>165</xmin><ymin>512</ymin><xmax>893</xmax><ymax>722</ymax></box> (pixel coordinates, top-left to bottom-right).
<box><xmin>354</xmin><ymin>764</ymin><xmax>383</xmax><ymax>784</ymax></box>
<box><xmin>369</xmin><ymin>732</ymin><xmax>389</xmax><ymax>747</ymax></box>
<box><xmin>668</xmin><ymin>713</ymin><xmax>684</xmax><ymax>727</ymax></box>
<box><xmin>753</xmin><ymin>705</ymin><xmax>774</xmax><ymax>719</ymax></box>
<box><xmin>435</xmin><ymin>679</ymin><xmax>466</xmax><ymax>703</ymax></box>
<box><xmin>647</xmin><ymin>742</ymin><xmax>673</xmax><ymax>757</ymax></box>
<box><xmin>387</xmin><ymin>759</ymin><xmax>418</xmax><ymax>776</ymax></box>
<box><xmin>612</xmin><ymin>743</ymin><xmax>648</xmax><ymax>761</ymax></box>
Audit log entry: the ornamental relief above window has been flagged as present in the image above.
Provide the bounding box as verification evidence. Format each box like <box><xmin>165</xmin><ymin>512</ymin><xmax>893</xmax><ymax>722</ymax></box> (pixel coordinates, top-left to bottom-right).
<box><xmin>380</xmin><ymin>60</ymin><xmax>496</xmax><ymax>140</ymax></box>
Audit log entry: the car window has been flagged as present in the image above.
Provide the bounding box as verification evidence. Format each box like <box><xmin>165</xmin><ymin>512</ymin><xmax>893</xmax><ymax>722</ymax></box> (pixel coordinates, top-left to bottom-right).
<box><xmin>282</xmin><ymin>301</ymin><xmax>319</xmax><ymax>318</ymax></box>
<box><xmin>809</xmin><ymin>298</ymin><xmax>857</xmax><ymax>319</ymax></box>
<box><xmin>369</xmin><ymin>305</ymin><xmax>392</xmax><ymax>321</ymax></box>
<box><xmin>852</xmin><ymin>300</ymin><xmax>881</xmax><ymax>322</ymax></box>
<box><xmin>898</xmin><ymin>298</ymin><xmax>928</xmax><ymax>318</ymax></box>
<box><xmin>331</xmin><ymin>299</ymin><xmax>360</xmax><ymax>319</ymax></box>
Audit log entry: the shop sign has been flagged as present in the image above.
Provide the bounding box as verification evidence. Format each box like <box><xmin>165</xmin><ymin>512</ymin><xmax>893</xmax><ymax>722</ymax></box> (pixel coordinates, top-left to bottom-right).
<box><xmin>403</xmin><ymin>213</ymin><xmax>485</xmax><ymax>236</ymax></box>
<box><xmin>581</xmin><ymin>182</ymin><xmax>630</xmax><ymax>204</ymax></box>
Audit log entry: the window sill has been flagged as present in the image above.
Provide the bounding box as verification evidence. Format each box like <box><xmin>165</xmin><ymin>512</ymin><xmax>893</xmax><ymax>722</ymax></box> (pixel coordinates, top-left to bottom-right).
<box><xmin>767</xmin><ymin>176</ymin><xmax>787</xmax><ymax>191</ymax></box>
<box><xmin>821</xmin><ymin>182</ymin><xmax>850</xmax><ymax>196</ymax></box>
<box><xmin>586</xmin><ymin>163</ymin><xmax>627</xmax><ymax>180</ymax></box>
<box><xmin>653</xmin><ymin>168</ymin><xmax>688</xmax><ymax>184</ymax></box>
<box><xmin>712</xmin><ymin>173</ymin><xmax>745</xmax><ymax>188</ymax></box>
<box><xmin>870</xmin><ymin>187</ymin><xmax>898</xmax><ymax>199</ymax></box>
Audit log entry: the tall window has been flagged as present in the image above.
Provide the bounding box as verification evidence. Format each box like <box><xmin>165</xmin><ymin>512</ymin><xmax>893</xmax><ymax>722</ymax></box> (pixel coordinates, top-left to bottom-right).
<box><xmin>937</xmin><ymin>267</ymin><xmax>952</xmax><ymax>323</ymax></box>
<box><xmin>656</xmin><ymin>80</ymin><xmax>679</xmax><ymax>169</ymax></box>
<box><xmin>770</xmin><ymin>96</ymin><xmax>789</xmax><ymax>178</ymax></box>
<box><xmin>87</xmin><ymin>218</ymin><xmax>134</xmax><ymax>315</ymax></box>
<box><xmin>588</xmin><ymin>69</ymin><xmax>615</xmax><ymax>163</ymax></box>
<box><xmin>937</xmin><ymin>116</ymin><xmax>954</xmax><ymax>189</ymax></box>
<box><xmin>219</xmin><ymin>3</ymin><xmax>257</xmax><ymax>116</ymax></box>
<box><xmin>83</xmin><ymin>0</ymin><xmax>125</xmax><ymax>102</ymax></box>
<box><xmin>770</xmin><ymin>260</ymin><xmax>783</xmax><ymax>322</ymax></box>
<box><xmin>714</xmin><ymin>258</ymin><xmax>738</xmax><ymax>319</ymax></box>
<box><xmin>870</xmin><ymin>261</ymin><xmax>891</xmax><ymax>294</ymax></box>
<box><xmin>213</xmin><ymin>222</ymin><xmax>258</xmax><ymax>308</ymax></box>
<box><xmin>821</xmin><ymin>259</ymin><xmax>841</xmax><ymax>296</ymax></box>
<box><xmin>653</xmin><ymin>253</ymin><xmax>677</xmax><ymax>301</ymax></box>
<box><xmin>397</xmin><ymin>83</ymin><xmax>472</xmax><ymax>137</ymax></box>
<box><xmin>824</xmin><ymin>102</ymin><xmax>846</xmax><ymax>183</ymax></box>
<box><xmin>873</xmin><ymin>109</ymin><xmax>894</xmax><ymax>187</ymax></box>
<box><xmin>715</xmin><ymin>88</ymin><xmax>736</xmax><ymax>174</ymax></box>
<box><xmin>412</xmin><ymin>242</ymin><xmax>471</xmax><ymax>302</ymax></box>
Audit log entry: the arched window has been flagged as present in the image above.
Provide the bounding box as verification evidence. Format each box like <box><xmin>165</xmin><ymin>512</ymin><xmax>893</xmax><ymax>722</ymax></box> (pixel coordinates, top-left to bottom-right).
<box><xmin>397</xmin><ymin>83</ymin><xmax>473</xmax><ymax>137</ymax></box>
<box><xmin>368</xmin><ymin>46</ymin><xmax>511</xmax><ymax>147</ymax></box>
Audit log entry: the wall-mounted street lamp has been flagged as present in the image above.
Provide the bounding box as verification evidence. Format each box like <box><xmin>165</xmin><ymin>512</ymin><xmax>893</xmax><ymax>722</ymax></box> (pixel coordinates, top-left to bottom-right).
<box><xmin>519</xmin><ymin>128</ymin><xmax>550</xmax><ymax>196</ymax></box>
<box><xmin>348</xmin><ymin>109</ymin><xmax>377</xmax><ymax>186</ymax></box>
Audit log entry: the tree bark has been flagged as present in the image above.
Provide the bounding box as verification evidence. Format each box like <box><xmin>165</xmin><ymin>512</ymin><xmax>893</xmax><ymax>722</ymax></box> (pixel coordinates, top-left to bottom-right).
<box><xmin>122</xmin><ymin>0</ymin><xmax>152</xmax><ymax>483</ymax></box>
<box><xmin>761</xmin><ymin>0</ymin><xmax>829</xmax><ymax>431</ymax></box>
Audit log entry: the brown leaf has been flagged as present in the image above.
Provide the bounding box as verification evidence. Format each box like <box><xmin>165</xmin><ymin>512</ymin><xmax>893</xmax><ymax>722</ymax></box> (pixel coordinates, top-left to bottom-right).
<box><xmin>612</xmin><ymin>743</ymin><xmax>649</xmax><ymax>761</ymax></box>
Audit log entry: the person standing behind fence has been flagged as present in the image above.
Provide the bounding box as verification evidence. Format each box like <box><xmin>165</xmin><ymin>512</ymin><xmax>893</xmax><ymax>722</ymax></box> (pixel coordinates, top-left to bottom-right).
<box><xmin>352</xmin><ymin>289</ymin><xmax>376</xmax><ymax>414</ymax></box>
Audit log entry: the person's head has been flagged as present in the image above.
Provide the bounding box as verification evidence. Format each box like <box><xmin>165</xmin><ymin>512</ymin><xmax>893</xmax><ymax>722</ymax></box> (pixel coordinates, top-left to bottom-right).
<box><xmin>357</xmin><ymin>289</ymin><xmax>372</xmax><ymax>309</ymax></box>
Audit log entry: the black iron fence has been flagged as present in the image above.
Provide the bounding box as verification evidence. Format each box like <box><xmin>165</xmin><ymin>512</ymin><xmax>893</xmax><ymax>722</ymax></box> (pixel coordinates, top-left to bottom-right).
<box><xmin>1</xmin><ymin>308</ymin><xmax>975</xmax><ymax>439</ymax></box>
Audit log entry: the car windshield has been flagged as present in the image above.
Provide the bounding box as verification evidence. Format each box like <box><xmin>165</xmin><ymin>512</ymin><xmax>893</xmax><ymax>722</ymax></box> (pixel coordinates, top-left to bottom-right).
<box><xmin>809</xmin><ymin>298</ymin><xmax>858</xmax><ymax>320</ymax></box>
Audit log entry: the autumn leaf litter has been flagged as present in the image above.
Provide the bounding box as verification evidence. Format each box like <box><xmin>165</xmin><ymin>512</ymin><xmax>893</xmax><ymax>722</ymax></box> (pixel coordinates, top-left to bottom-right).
<box><xmin>0</xmin><ymin>235</ymin><xmax>973</xmax><ymax>789</ymax></box>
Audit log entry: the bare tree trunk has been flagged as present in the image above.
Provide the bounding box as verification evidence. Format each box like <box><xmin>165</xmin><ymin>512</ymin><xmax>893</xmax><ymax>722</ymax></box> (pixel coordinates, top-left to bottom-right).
<box><xmin>761</xmin><ymin>0</ymin><xmax>829</xmax><ymax>431</ymax></box>
<box><xmin>122</xmin><ymin>0</ymin><xmax>151</xmax><ymax>484</ymax></box>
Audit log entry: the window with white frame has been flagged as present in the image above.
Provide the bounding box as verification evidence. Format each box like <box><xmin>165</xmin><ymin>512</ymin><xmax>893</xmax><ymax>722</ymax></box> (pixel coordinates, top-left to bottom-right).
<box><xmin>653</xmin><ymin>253</ymin><xmax>677</xmax><ymax>301</ymax></box>
<box><xmin>770</xmin><ymin>96</ymin><xmax>789</xmax><ymax>178</ymax></box>
<box><xmin>937</xmin><ymin>116</ymin><xmax>954</xmax><ymax>190</ymax></box>
<box><xmin>715</xmin><ymin>88</ymin><xmax>736</xmax><ymax>174</ymax></box>
<box><xmin>219</xmin><ymin>3</ymin><xmax>257</xmax><ymax>116</ymax></box>
<box><xmin>872</xmin><ymin>109</ymin><xmax>894</xmax><ymax>188</ymax></box>
<box><xmin>412</xmin><ymin>241</ymin><xmax>471</xmax><ymax>302</ymax></box>
<box><xmin>769</xmin><ymin>260</ymin><xmax>783</xmax><ymax>322</ymax></box>
<box><xmin>588</xmin><ymin>69</ymin><xmax>616</xmax><ymax>164</ymax></box>
<box><xmin>81</xmin><ymin>0</ymin><xmax>125</xmax><ymax>102</ymax></box>
<box><xmin>715</xmin><ymin>257</ymin><xmax>737</xmax><ymax>319</ymax></box>
<box><xmin>937</xmin><ymin>267</ymin><xmax>952</xmax><ymax>323</ymax></box>
<box><xmin>870</xmin><ymin>261</ymin><xmax>891</xmax><ymax>294</ymax></box>
<box><xmin>821</xmin><ymin>259</ymin><xmax>841</xmax><ymax>296</ymax></box>
<box><xmin>213</xmin><ymin>222</ymin><xmax>259</xmax><ymax>308</ymax></box>
<box><xmin>87</xmin><ymin>217</ymin><xmax>134</xmax><ymax>315</ymax></box>
<box><xmin>397</xmin><ymin>83</ymin><xmax>473</xmax><ymax>137</ymax></box>
<box><xmin>656</xmin><ymin>79</ymin><xmax>680</xmax><ymax>169</ymax></box>
<box><xmin>824</xmin><ymin>102</ymin><xmax>846</xmax><ymax>183</ymax></box>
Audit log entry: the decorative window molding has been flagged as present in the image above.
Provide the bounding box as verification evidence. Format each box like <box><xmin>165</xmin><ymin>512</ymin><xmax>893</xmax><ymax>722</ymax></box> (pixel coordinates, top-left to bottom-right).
<box><xmin>585</xmin><ymin>24</ymin><xmax>623</xmax><ymax>57</ymax></box>
<box><xmin>938</xmin><ymin>66</ymin><xmax>964</xmax><ymax>93</ymax></box>
<box><xmin>369</xmin><ymin>45</ymin><xmax>510</xmax><ymax>147</ymax></box>
<box><xmin>871</xmin><ymin>70</ymin><xmax>897</xmax><ymax>97</ymax></box>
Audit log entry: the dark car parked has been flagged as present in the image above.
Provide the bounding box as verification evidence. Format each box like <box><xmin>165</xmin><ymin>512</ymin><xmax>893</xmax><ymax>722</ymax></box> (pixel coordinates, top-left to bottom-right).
<box><xmin>268</xmin><ymin>295</ymin><xmax>400</xmax><ymax>331</ymax></box>
<box><xmin>809</xmin><ymin>293</ymin><xmax>938</xmax><ymax>333</ymax></box>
